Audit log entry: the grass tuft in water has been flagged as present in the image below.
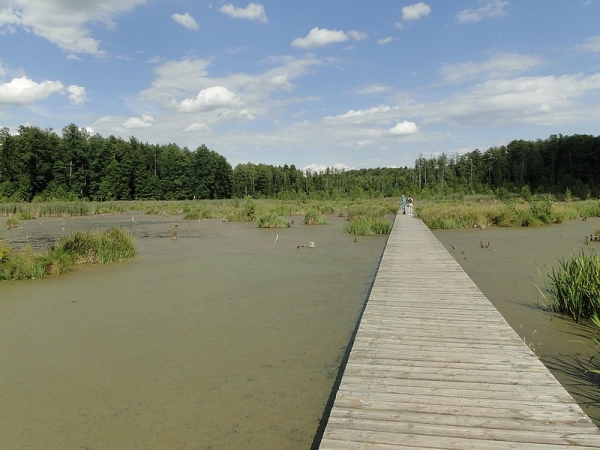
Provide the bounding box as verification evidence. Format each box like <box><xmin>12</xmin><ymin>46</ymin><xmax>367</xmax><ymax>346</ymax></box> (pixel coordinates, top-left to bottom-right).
<box><xmin>257</xmin><ymin>213</ymin><xmax>290</xmax><ymax>228</ymax></box>
<box><xmin>536</xmin><ymin>249</ymin><xmax>600</xmax><ymax>323</ymax></box>
<box><xmin>0</xmin><ymin>227</ymin><xmax>136</xmax><ymax>281</ymax></box>
<box><xmin>303</xmin><ymin>209</ymin><xmax>328</xmax><ymax>225</ymax></box>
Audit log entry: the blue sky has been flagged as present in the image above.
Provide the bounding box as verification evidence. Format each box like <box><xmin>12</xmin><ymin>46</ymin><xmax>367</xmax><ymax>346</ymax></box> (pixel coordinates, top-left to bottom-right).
<box><xmin>1</xmin><ymin>1</ymin><xmax>599</xmax><ymax>171</ymax></box>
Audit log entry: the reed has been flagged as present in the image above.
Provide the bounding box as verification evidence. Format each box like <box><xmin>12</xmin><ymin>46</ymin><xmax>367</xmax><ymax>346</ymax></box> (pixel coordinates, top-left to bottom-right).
<box><xmin>344</xmin><ymin>216</ymin><xmax>392</xmax><ymax>235</ymax></box>
<box><xmin>536</xmin><ymin>249</ymin><xmax>600</xmax><ymax>323</ymax></box>
<box><xmin>303</xmin><ymin>209</ymin><xmax>328</xmax><ymax>225</ymax></box>
<box><xmin>257</xmin><ymin>213</ymin><xmax>291</xmax><ymax>228</ymax></box>
<box><xmin>0</xmin><ymin>227</ymin><xmax>136</xmax><ymax>281</ymax></box>
<box><xmin>58</xmin><ymin>227</ymin><xmax>136</xmax><ymax>264</ymax></box>
<box><xmin>417</xmin><ymin>197</ymin><xmax>600</xmax><ymax>229</ymax></box>
<box><xmin>4</xmin><ymin>217</ymin><xmax>19</xmax><ymax>230</ymax></box>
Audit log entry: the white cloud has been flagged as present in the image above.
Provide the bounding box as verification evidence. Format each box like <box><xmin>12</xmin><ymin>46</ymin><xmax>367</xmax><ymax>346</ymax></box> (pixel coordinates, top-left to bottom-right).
<box><xmin>172</xmin><ymin>12</ymin><xmax>199</xmax><ymax>30</ymax></box>
<box><xmin>402</xmin><ymin>3</ymin><xmax>431</xmax><ymax>21</ymax></box>
<box><xmin>348</xmin><ymin>30</ymin><xmax>367</xmax><ymax>41</ymax></box>
<box><xmin>440</xmin><ymin>53</ymin><xmax>545</xmax><ymax>83</ymax></box>
<box><xmin>176</xmin><ymin>86</ymin><xmax>239</xmax><ymax>112</ymax></box>
<box><xmin>339</xmin><ymin>105</ymin><xmax>392</xmax><ymax>119</ymax></box>
<box><xmin>185</xmin><ymin>122</ymin><xmax>210</xmax><ymax>132</ymax></box>
<box><xmin>0</xmin><ymin>76</ymin><xmax>64</xmax><ymax>105</ymax></box>
<box><xmin>388</xmin><ymin>121</ymin><xmax>419</xmax><ymax>135</ymax></box>
<box><xmin>0</xmin><ymin>0</ymin><xmax>147</xmax><ymax>55</ymax></box>
<box><xmin>270</xmin><ymin>75</ymin><xmax>293</xmax><ymax>90</ymax></box>
<box><xmin>577</xmin><ymin>36</ymin><xmax>600</xmax><ymax>53</ymax></box>
<box><xmin>423</xmin><ymin>74</ymin><xmax>600</xmax><ymax>126</ymax></box>
<box><xmin>457</xmin><ymin>0</ymin><xmax>508</xmax><ymax>24</ymax></box>
<box><xmin>291</xmin><ymin>27</ymin><xmax>348</xmax><ymax>49</ymax></box>
<box><xmin>355</xmin><ymin>84</ymin><xmax>393</xmax><ymax>95</ymax></box>
<box><xmin>136</xmin><ymin>55</ymin><xmax>321</xmax><ymax>128</ymax></box>
<box><xmin>219</xmin><ymin>3</ymin><xmax>267</xmax><ymax>23</ymax></box>
<box><xmin>378</xmin><ymin>37</ymin><xmax>394</xmax><ymax>45</ymax></box>
<box><xmin>123</xmin><ymin>114</ymin><xmax>155</xmax><ymax>129</ymax></box>
<box><xmin>67</xmin><ymin>85</ymin><xmax>87</xmax><ymax>105</ymax></box>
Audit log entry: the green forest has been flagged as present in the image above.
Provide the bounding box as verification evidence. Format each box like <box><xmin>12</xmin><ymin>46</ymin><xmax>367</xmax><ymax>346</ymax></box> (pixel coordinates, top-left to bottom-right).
<box><xmin>1</xmin><ymin>124</ymin><xmax>599</xmax><ymax>202</ymax></box>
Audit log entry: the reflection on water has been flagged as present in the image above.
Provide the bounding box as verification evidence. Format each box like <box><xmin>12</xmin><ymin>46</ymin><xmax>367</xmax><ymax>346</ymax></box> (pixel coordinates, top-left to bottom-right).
<box><xmin>0</xmin><ymin>215</ymin><xmax>388</xmax><ymax>449</ymax></box>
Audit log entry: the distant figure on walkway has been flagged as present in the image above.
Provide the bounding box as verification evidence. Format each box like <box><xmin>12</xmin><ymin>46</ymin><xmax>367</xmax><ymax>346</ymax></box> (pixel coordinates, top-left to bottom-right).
<box><xmin>401</xmin><ymin>195</ymin><xmax>407</xmax><ymax>214</ymax></box>
<box><xmin>406</xmin><ymin>195</ymin><xmax>413</xmax><ymax>216</ymax></box>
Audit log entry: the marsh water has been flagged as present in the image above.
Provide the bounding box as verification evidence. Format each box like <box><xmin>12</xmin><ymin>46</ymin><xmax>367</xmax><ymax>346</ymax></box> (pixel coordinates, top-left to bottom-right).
<box><xmin>0</xmin><ymin>213</ymin><xmax>388</xmax><ymax>449</ymax></box>
<box><xmin>4</xmin><ymin>212</ymin><xmax>600</xmax><ymax>449</ymax></box>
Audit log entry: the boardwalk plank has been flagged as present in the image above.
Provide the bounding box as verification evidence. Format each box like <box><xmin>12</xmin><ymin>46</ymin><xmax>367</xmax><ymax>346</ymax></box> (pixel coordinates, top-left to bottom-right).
<box><xmin>318</xmin><ymin>214</ymin><xmax>600</xmax><ymax>449</ymax></box>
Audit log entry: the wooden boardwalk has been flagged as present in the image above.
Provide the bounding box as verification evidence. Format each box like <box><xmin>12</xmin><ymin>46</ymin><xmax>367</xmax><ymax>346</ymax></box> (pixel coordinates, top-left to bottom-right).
<box><xmin>319</xmin><ymin>213</ymin><xmax>600</xmax><ymax>449</ymax></box>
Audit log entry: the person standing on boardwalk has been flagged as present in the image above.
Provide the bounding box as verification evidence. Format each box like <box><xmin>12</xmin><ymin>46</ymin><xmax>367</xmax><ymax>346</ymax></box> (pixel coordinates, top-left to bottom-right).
<box><xmin>407</xmin><ymin>195</ymin><xmax>413</xmax><ymax>215</ymax></box>
<box><xmin>401</xmin><ymin>195</ymin><xmax>407</xmax><ymax>214</ymax></box>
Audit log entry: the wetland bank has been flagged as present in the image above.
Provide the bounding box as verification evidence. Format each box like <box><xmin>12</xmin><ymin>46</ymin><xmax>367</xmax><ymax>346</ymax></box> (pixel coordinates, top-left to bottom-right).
<box><xmin>0</xmin><ymin>212</ymin><xmax>389</xmax><ymax>449</ymax></box>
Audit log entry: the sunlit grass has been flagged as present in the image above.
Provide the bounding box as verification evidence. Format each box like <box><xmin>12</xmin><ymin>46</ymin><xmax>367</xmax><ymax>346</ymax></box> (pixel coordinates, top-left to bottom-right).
<box><xmin>417</xmin><ymin>198</ymin><xmax>600</xmax><ymax>230</ymax></box>
<box><xmin>536</xmin><ymin>249</ymin><xmax>600</xmax><ymax>323</ymax></box>
<box><xmin>0</xmin><ymin>227</ymin><xmax>136</xmax><ymax>281</ymax></box>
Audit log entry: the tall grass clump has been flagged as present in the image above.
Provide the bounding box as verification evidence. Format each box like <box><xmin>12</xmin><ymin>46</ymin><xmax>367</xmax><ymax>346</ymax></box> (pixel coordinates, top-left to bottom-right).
<box><xmin>343</xmin><ymin>203</ymin><xmax>392</xmax><ymax>236</ymax></box>
<box><xmin>257</xmin><ymin>213</ymin><xmax>290</xmax><ymax>228</ymax></box>
<box><xmin>0</xmin><ymin>227</ymin><xmax>136</xmax><ymax>281</ymax></box>
<box><xmin>303</xmin><ymin>209</ymin><xmax>328</xmax><ymax>225</ymax></box>
<box><xmin>58</xmin><ymin>227</ymin><xmax>136</xmax><ymax>264</ymax></box>
<box><xmin>344</xmin><ymin>216</ymin><xmax>392</xmax><ymax>236</ymax></box>
<box><xmin>5</xmin><ymin>217</ymin><xmax>19</xmax><ymax>229</ymax></box>
<box><xmin>536</xmin><ymin>249</ymin><xmax>600</xmax><ymax>323</ymax></box>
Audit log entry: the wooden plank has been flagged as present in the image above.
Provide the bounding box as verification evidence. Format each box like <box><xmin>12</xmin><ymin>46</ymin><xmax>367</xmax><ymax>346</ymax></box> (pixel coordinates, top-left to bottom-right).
<box><xmin>318</xmin><ymin>214</ymin><xmax>600</xmax><ymax>449</ymax></box>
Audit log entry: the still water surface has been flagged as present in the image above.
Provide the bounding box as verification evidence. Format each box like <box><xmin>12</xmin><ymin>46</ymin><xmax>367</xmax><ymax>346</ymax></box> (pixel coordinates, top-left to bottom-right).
<box><xmin>0</xmin><ymin>215</ymin><xmax>388</xmax><ymax>449</ymax></box>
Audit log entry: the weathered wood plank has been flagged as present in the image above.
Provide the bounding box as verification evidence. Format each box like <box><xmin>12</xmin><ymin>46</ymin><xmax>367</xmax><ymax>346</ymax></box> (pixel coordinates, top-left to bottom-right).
<box><xmin>318</xmin><ymin>214</ymin><xmax>600</xmax><ymax>449</ymax></box>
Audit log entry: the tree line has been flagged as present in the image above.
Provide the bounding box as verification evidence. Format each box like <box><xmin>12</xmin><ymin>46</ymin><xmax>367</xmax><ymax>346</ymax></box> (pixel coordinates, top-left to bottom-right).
<box><xmin>1</xmin><ymin>124</ymin><xmax>599</xmax><ymax>201</ymax></box>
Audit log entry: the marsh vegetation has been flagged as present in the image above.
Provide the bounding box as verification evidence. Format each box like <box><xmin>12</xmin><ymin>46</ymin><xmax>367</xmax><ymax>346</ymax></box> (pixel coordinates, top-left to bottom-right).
<box><xmin>416</xmin><ymin>196</ymin><xmax>600</xmax><ymax>230</ymax></box>
<box><xmin>0</xmin><ymin>227</ymin><xmax>135</xmax><ymax>280</ymax></box>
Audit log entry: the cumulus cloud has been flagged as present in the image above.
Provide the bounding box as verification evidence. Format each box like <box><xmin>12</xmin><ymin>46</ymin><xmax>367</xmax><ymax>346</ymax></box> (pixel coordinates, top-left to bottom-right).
<box><xmin>339</xmin><ymin>105</ymin><xmax>392</xmax><ymax>119</ymax></box>
<box><xmin>424</xmin><ymin>73</ymin><xmax>600</xmax><ymax>126</ymax></box>
<box><xmin>123</xmin><ymin>114</ymin><xmax>155</xmax><ymax>129</ymax></box>
<box><xmin>185</xmin><ymin>122</ymin><xmax>210</xmax><ymax>132</ymax></box>
<box><xmin>440</xmin><ymin>53</ymin><xmax>545</xmax><ymax>84</ymax></box>
<box><xmin>219</xmin><ymin>3</ymin><xmax>267</xmax><ymax>23</ymax></box>
<box><xmin>348</xmin><ymin>30</ymin><xmax>367</xmax><ymax>41</ymax></box>
<box><xmin>378</xmin><ymin>37</ymin><xmax>394</xmax><ymax>45</ymax></box>
<box><xmin>291</xmin><ymin>27</ymin><xmax>350</xmax><ymax>49</ymax></box>
<box><xmin>577</xmin><ymin>36</ymin><xmax>600</xmax><ymax>53</ymax></box>
<box><xmin>355</xmin><ymin>84</ymin><xmax>393</xmax><ymax>95</ymax></box>
<box><xmin>0</xmin><ymin>0</ymin><xmax>147</xmax><ymax>55</ymax></box>
<box><xmin>137</xmin><ymin>55</ymin><xmax>321</xmax><ymax>127</ymax></box>
<box><xmin>0</xmin><ymin>76</ymin><xmax>64</xmax><ymax>105</ymax></box>
<box><xmin>172</xmin><ymin>12</ymin><xmax>199</xmax><ymax>30</ymax></box>
<box><xmin>176</xmin><ymin>86</ymin><xmax>238</xmax><ymax>112</ymax></box>
<box><xmin>402</xmin><ymin>3</ymin><xmax>431</xmax><ymax>21</ymax></box>
<box><xmin>67</xmin><ymin>85</ymin><xmax>88</xmax><ymax>105</ymax></box>
<box><xmin>457</xmin><ymin>0</ymin><xmax>508</xmax><ymax>24</ymax></box>
<box><xmin>388</xmin><ymin>121</ymin><xmax>419</xmax><ymax>135</ymax></box>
